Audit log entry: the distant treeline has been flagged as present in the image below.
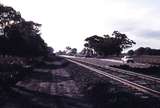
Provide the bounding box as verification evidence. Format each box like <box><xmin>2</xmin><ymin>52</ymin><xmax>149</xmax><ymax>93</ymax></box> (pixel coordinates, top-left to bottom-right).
<box><xmin>128</xmin><ymin>47</ymin><xmax>160</xmax><ymax>56</ymax></box>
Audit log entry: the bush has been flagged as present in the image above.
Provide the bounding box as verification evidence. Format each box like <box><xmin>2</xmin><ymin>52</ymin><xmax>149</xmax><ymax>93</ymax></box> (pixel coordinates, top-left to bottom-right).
<box><xmin>0</xmin><ymin>64</ymin><xmax>33</xmax><ymax>87</ymax></box>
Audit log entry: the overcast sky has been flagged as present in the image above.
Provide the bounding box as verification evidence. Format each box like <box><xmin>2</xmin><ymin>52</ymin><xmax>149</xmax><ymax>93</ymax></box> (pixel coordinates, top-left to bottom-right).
<box><xmin>1</xmin><ymin>0</ymin><xmax>160</xmax><ymax>52</ymax></box>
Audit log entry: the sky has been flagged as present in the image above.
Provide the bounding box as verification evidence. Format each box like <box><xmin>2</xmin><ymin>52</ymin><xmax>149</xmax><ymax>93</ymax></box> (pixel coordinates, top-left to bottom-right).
<box><xmin>1</xmin><ymin>0</ymin><xmax>160</xmax><ymax>52</ymax></box>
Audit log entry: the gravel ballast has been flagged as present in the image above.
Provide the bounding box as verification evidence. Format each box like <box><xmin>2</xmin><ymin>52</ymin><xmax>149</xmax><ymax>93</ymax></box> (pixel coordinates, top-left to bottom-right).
<box><xmin>65</xmin><ymin>61</ymin><xmax>160</xmax><ymax>108</ymax></box>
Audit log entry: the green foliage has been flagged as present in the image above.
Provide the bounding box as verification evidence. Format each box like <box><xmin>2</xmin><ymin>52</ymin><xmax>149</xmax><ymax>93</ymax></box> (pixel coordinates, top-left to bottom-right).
<box><xmin>6</xmin><ymin>21</ymin><xmax>48</xmax><ymax>56</ymax></box>
<box><xmin>84</xmin><ymin>31</ymin><xmax>136</xmax><ymax>56</ymax></box>
<box><xmin>0</xmin><ymin>63</ymin><xmax>32</xmax><ymax>87</ymax></box>
<box><xmin>0</xmin><ymin>4</ymin><xmax>24</xmax><ymax>28</ymax></box>
<box><xmin>135</xmin><ymin>47</ymin><xmax>160</xmax><ymax>55</ymax></box>
<box><xmin>66</xmin><ymin>46</ymin><xmax>72</xmax><ymax>50</ymax></box>
<box><xmin>127</xmin><ymin>50</ymin><xmax>134</xmax><ymax>56</ymax></box>
<box><xmin>65</xmin><ymin>46</ymin><xmax>77</xmax><ymax>56</ymax></box>
<box><xmin>0</xmin><ymin>4</ymin><xmax>52</xmax><ymax>88</ymax></box>
<box><xmin>80</xmin><ymin>48</ymin><xmax>94</xmax><ymax>57</ymax></box>
<box><xmin>56</xmin><ymin>50</ymin><xmax>66</xmax><ymax>55</ymax></box>
<box><xmin>112</xmin><ymin>31</ymin><xmax>136</xmax><ymax>49</ymax></box>
<box><xmin>70</xmin><ymin>48</ymin><xmax>77</xmax><ymax>55</ymax></box>
<box><xmin>0</xmin><ymin>4</ymin><xmax>49</xmax><ymax>57</ymax></box>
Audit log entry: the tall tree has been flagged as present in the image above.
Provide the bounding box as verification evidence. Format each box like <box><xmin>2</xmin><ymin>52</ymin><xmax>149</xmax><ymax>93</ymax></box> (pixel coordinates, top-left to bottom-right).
<box><xmin>0</xmin><ymin>4</ymin><xmax>24</xmax><ymax>29</ymax></box>
<box><xmin>84</xmin><ymin>31</ymin><xmax>135</xmax><ymax>56</ymax></box>
<box><xmin>6</xmin><ymin>21</ymin><xmax>48</xmax><ymax>56</ymax></box>
<box><xmin>0</xmin><ymin>4</ymin><xmax>24</xmax><ymax>54</ymax></box>
<box><xmin>0</xmin><ymin>4</ymin><xmax>48</xmax><ymax>56</ymax></box>
<box><xmin>112</xmin><ymin>31</ymin><xmax>136</xmax><ymax>49</ymax></box>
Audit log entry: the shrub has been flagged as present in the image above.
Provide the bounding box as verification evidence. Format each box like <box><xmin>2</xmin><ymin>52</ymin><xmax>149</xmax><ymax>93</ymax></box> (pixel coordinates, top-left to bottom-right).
<box><xmin>0</xmin><ymin>64</ymin><xmax>32</xmax><ymax>87</ymax></box>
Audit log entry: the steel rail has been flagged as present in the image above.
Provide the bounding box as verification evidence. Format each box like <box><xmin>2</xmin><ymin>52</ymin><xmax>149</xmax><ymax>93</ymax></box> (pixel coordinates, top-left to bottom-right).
<box><xmin>69</xmin><ymin>58</ymin><xmax>160</xmax><ymax>83</ymax></box>
<box><xmin>67</xmin><ymin>59</ymin><xmax>160</xmax><ymax>98</ymax></box>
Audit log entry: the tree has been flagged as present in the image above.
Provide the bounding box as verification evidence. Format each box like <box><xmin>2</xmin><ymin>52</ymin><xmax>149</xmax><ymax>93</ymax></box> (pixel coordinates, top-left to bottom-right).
<box><xmin>0</xmin><ymin>4</ymin><xmax>48</xmax><ymax>57</ymax></box>
<box><xmin>5</xmin><ymin>21</ymin><xmax>48</xmax><ymax>56</ymax></box>
<box><xmin>0</xmin><ymin>4</ymin><xmax>51</xmax><ymax>88</ymax></box>
<box><xmin>0</xmin><ymin>4</ymin><xmax>24</xmax><ymax>29</ymax></box>
<box><xmin>134</xmin><ymin>47</ymin><xmax>160</xmax><ymax>55</ymax></box>
<box><xmin>84</xmin><ymin>31</ymin><xmax>135</xmax><ymax>56</ymax></box>
<box><xmin>65</xmin><ymin>46</ymin><xmax>71</xmax><ymax>55</ymax></box>
<box><xmin>56</xmin><ymin>50</ymin><xmax>66</xmax><ymax>55</ymax></box>
<box><xmin>65</xmin><ymin>47</ymin><xmax>77</xmax><ymax>56</ymax></box>
<box><xmin>70</xmin><ymin>48</ymin><xmax>77</xmax><ymax>55</ymax></box>
<box><xmin>135</xmin><ymin>47</ymin><xmax>145</xmax><ymax>55</ymax></box>
<box><xmin>66</xmin><ymin>46</ymin><xmax>71</xmax><ymax>51</ymax></box>
<box><xmin>0</xmin><ymin>4</ymin><xmax>24</xmax><ymax>54</ymax></box>
<box><xmin>80</xmin><ymin>48</ymin><xmax>87</xmax><ymax>55</ymax></box>
<box><xmin>46</xmin><ymin>46</ymin><xmax>54</xmax><ymax>54</ymax></box>
<box><xmin>79</xmin><ymin>48</ymin><xmax>94</xmax><ymax>57</ymax></box>
<box><xmin>85</xmin><ymin>35</ymin><xmax>104</xmax><ymax>55</ymax></box>
<box><xmin>127</xmin><ymin>50</ymin><xmax>134</xmax><ymax>56</ymax></box>
<box><xmin>112</xmin><ymin>31</ymin><xmax>136</xmax><ymax>49</ymax></box>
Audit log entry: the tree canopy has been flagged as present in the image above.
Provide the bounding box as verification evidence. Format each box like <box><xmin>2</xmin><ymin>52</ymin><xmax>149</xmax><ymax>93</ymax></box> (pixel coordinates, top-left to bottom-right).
<box><xmin>0</xmin><ymin>4</ymin><xmax>49</xmax><ymax>57</ymax></box>
<box><xmin>127</xmin><ymin>50</ymin><xmax>134</xmax><ymax>56</ymax></box>
<box><xmin>84</xmin><ymin>31</ymin><xmax>135</xmax><ymax>56</ymax></box>
<box><xmin>0</xmin><ymin>4</ymin><xmax>24</xmax><ymax>29</ymax></box>
<box><xmin>134</xmin><ymin>47</ymin><xmax>160</xmax><ymax>55</ymax></box>
<box><xmin>65</xmin><ymin>46</ymin><xmax>77</xmax><ymax>56</ymax></box>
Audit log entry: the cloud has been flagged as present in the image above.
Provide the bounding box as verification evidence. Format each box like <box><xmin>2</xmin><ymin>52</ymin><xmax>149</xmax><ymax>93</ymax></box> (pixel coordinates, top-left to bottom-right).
<box><xmin>1</xmin><ymin>0</ymin><xmax>160</xmax><ymax>51</ymax></box>
<box><xmin>135</xmin><ymin>29</ymin><xmax>160</xmax><ymax>39</ymax></box>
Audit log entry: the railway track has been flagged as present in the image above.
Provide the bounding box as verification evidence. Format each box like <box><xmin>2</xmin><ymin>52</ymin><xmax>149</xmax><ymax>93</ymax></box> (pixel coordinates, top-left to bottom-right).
<box><xmin>67</xmin><ymin>58</ymin><xmax>160</xmax><ymax>98</ymax></box>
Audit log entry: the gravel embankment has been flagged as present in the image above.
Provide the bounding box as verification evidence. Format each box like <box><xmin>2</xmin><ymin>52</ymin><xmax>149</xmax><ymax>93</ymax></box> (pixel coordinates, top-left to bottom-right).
<box><xmin>65</xmin><ymin>61</ymin><xmax>160</xmax><ymax>108</ymax></box>
<box><xmin>111</xmin><ymin>64</ymin><xmax>160</xmax><ymax>78</ymax></box>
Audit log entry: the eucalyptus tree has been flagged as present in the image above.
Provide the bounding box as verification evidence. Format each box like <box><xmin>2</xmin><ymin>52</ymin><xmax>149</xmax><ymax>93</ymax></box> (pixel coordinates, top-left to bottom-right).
<box><xmin>84</xmin><ymin>31</ymin><xmax>136</xmax><ymax>56</ymax></box>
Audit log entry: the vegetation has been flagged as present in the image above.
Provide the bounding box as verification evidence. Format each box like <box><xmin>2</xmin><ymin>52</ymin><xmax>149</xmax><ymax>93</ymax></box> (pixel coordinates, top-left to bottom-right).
<box><xmin>0</xmin><ymin>56</ymin><xmax>33</xmax><ymax>87</ymax></box>
<box><xmin>0</xmin><ymin>4</ymin><xmax>24</xmax><ymax>28</ymax></box>
<box><xmin>0</xmin><ymin>4</ymin><xmax>53</xmax><ymax>88</ymax></box>
<box><xmin>0</xmin><ymin>4</ymin><xmax>49</xmax><ymax>57</ymax></box>
<box><xmin>62</xmin><ymin>46</ymin><xmax>77</xmax><ymax>56</ymax></box>
<box><xmin>127</xmin><ymin>49</ymin><xmax>134</xmax><ymax>56</ymax></box>
<box><xmin>134</xmin><ymin>47</ymin><xmax>160</xmax><ymax>56</ymax></box>
<box><xmin>84</xmin><ymin>31</ymin><xmax>135</xmax><ymax>56</ymax></box>
<box><xmin>80</xmin><ymin>48</ymin><xmax>95</xmax><ymax>57</ymax></box>
<box><xmin>56</xmin><ymin>50</ymin><xmax>66</xmax><ymax>55</ymax></box>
